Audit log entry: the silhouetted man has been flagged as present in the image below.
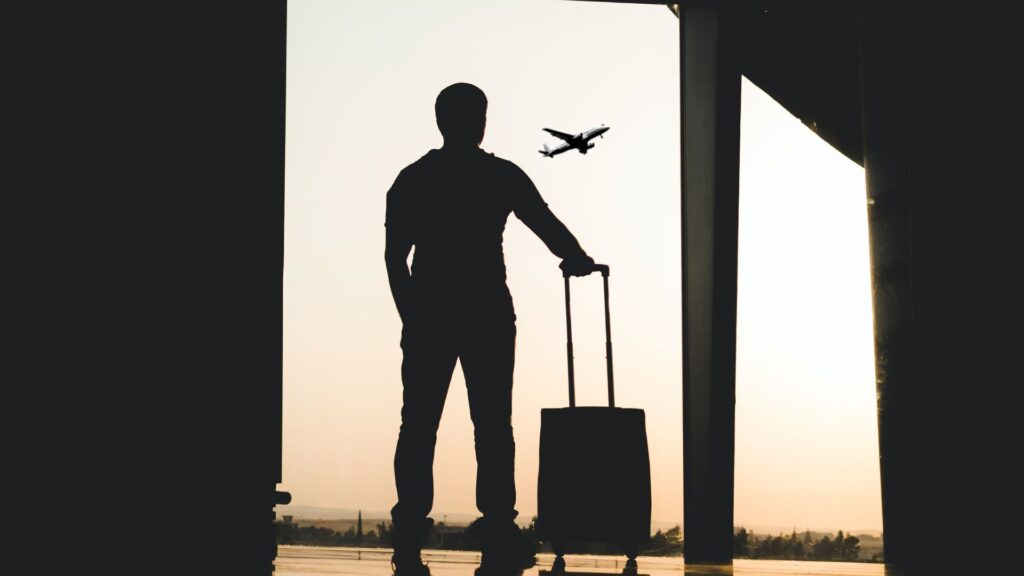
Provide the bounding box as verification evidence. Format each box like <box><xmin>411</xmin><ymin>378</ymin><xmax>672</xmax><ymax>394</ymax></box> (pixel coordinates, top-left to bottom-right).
<box><xmin>385</xmin><ymin>83</ymin><xmax>596</xmax><ymax>573</ymax></box>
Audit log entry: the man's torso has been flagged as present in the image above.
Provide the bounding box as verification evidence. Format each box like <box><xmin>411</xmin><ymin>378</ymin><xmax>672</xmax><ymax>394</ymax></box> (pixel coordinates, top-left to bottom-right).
<box><xmin>388</xmin><ymin>148</ymin><xmax>526</xmax><ymax>320</ymax></box>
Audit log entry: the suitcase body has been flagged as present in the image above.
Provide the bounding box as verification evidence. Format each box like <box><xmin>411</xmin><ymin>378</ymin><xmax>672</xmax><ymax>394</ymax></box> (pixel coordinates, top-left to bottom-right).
<box><xmin>536</xmin><ymin>265</ymin><xmax>652</xmax><ymax>559</ymax></box>
<box><xmin>538</xmin><ymin>407</ymin><xmax>652</xmax><ymax>553</ymax></box>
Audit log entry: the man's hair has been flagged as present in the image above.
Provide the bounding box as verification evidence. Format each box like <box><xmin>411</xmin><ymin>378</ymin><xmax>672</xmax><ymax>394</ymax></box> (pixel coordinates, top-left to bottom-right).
<box><xmin>435</xmin><ymin>83</ymin><xmax>487</xmax><ymax>145</ymax></box>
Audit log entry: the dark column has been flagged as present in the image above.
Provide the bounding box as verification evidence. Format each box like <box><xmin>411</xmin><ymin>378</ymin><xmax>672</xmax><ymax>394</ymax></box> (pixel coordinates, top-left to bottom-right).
<box><xmin>860</xmin><ymin>5</ymin><xmax>916</xmax><ymax>565</ymax></box>
<box><xmin>9</xmin><ymin>2</ymin><xmax>287</xmax><ymax>572</ymax></box>
<box><xmin>862</xmin><ymin>2</ymin><xmax>1019</xmax><ymax>568</ymax></box>
<box><xmin>680</xmin><ymin>2</ymin><xmax>741</xmax><ymax>564</ymax></box>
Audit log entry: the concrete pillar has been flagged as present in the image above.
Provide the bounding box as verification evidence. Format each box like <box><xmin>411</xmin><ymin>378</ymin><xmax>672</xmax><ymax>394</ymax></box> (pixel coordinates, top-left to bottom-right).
<box><xmin>680</xmin><ymin>2</ymin><xmax>741</xmax><ymax>564</ymax></box>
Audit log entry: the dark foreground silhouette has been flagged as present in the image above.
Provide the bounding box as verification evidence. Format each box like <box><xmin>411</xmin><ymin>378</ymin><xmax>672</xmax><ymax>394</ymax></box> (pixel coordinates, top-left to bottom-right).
<box><xmin>385</xmin><ymin>82</ymin><xmax>596</xmax><ymax>575</ymax></box>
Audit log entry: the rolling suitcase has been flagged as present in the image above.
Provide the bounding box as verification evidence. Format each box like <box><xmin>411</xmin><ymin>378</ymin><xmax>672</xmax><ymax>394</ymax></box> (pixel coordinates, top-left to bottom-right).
<box><xmin>536</xmin><ymin>264</ymin><xmax>651</xmax><ymax>560</ymax></box>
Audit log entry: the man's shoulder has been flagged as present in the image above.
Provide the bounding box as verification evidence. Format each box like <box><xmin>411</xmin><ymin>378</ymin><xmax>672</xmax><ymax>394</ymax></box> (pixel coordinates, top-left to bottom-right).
<box><xmin>478</xmin><ymin>150</ymin><xmax>533</xmax><ymax>188</ymax></box>
<box><xmin>389</xmin><ymin>150</ymin><xmax>441</xmax><ymax>192</ymax></box>
<box><xmin>395</xmin><ymin>148</ymin><xmax>527</xmax><ymax>182</ymax></box>
<box><xmin>400</xmin><ymin>149</ymin><xmax>442</xmax><ymax>174</ymax></box>
<box><xmin>480</xmin><ymin>150</ymin><xmax>523</xmax><ymax>172</ymax></box>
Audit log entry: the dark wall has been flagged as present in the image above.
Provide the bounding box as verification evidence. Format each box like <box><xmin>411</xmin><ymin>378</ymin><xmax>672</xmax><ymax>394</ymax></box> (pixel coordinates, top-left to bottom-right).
<box><xmin>10</xmin><ymin>2</ymin><xmax>286</xmax><ymax>573</ymax></box>
<box><xmin>862</xmin><ymin>1</ymin><xmax>1019</xmax><ymax>567</ymax></box>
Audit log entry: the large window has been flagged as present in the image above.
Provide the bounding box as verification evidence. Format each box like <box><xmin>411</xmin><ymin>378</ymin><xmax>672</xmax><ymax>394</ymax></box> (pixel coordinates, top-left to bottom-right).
<box><xmin>282</xmin><ymin>0</ymin><xmax>682</xmax><ymax>531</ymax></box>
<box><xmin>735</xmin><ymin>78</ymin><xmax>881</xmax><ymax>542</ymax></box>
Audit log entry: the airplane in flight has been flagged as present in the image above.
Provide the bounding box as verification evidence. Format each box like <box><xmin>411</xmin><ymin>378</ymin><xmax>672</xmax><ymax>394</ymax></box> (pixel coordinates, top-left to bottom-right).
<box><xmin>538</xmin><ymin>125</ymin><xmax>610</xmax><ymax>157</ymax></box>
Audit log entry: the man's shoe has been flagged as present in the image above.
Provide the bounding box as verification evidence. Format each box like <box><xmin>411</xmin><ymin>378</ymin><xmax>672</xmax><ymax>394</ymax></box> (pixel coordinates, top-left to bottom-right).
<box><xmin>391</xmin><ymin>553</ymin><xmax>430</xmax><ymax>576</ymax></box>
<box><xmin>480</xmin><ymin>522</ymin><xmax>537</xmax><ymax>571</ymax></box>
<box><xmin>391</xmin><ymin>517</ymin><xmax>434</xmax><ymax>576</ymax></box>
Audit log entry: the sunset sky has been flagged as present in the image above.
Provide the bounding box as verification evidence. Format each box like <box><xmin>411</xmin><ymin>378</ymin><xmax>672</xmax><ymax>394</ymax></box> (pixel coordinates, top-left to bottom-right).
<box><xmin>282</xmin><ymin>0</ymin><xmax>881</xmax><ymax>532</ymax></box>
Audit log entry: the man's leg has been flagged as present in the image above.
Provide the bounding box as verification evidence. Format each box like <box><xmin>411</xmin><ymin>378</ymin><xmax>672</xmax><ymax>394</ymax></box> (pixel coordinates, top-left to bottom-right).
<box><xmin>461</xmin><ymin>320</ymin><xmax>517</xmax><ymax>523</ymax></box>
<box><xmin>461</xmin><ymin>320</ymin><xmax>534</xmax><ymax>567</ymax></box>
<box><xmin>391</xmin><ymin>322</ymin><xmax>457</xmax><ymax>564</ymax></box>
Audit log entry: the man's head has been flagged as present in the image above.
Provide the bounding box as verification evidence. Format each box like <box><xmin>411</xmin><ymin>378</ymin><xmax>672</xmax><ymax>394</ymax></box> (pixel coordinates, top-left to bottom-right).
<box><xmin>435</xmin><ymin>83</ymin><xmax>487</xmax><ymax>147</ymax></box>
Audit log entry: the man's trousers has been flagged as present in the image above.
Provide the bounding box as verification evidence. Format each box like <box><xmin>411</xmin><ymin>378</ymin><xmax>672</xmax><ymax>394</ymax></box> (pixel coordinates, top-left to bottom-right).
<box><xmin>390</xmin><ymin>315</ymin><xmax>519</xmax><ymax>536</ymax></box>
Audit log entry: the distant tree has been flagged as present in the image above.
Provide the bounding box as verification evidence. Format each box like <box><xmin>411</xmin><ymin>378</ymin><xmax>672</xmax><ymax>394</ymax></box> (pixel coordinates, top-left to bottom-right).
<box><xmin>663</xmin><ymin>525</ymin><xmax>682</xmax><ymax>543</ymax></box>
<box><xmin>771</xmin><ymin>534</ymin><xmax>784</xmax><ymax>557</ymax></box>
<box><xmin>812</xmin><ymin>535</ymin><xmax>833</xmax><ymax>560</ymax></box>
<box><xmin>733</xmin><ymin>527</ymin><xmax>749</xmax><ymax>558</ymax></box>
<box><xmin>753</xmin><ymin>534</ymin><xmax>781</xmax><ymax>558</ymax></box>
<box><xmin>791</xmin><ymin>539</ymin><xmax>806</xmax><ymax>560</ymax></box>
<box><xmin>838</xmin><ymin>532</ymin><xmax>860</xmax><ymax>561</ymax></box>
<box><xmin>639</xmin><ymin>525</ymin><xmax>684</xmax><ymax>556</ymax></box>
<box><xmin>276</xmin><ymin>521</ymin><xmax>295</xmax><ymax>545</ymax></box>
<box><xmin>784</xmin><ymin>530</ymin><xmax>801</xmax><ymax>560</ymax></box>
<box><xmin>377</xmin><ymin>521</ymin><xmax>392</xmax><ymax>546</ymax></box>
<box><xmin>737</xmin><ymin>530</ymin><xmax>804</xmax><ymax>560</ymax></box>
<box><xmin>646</xmin><ymin>529</ymin><xmax>667</xmax><ymax>553</ymax></box>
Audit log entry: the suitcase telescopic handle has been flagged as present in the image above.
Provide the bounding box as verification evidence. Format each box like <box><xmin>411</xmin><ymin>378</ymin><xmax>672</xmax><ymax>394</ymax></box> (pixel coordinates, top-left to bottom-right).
<box><xmin>563</xmin><ymin>264</ymin><xmax>614</xmax><ymax>408</ymax></box>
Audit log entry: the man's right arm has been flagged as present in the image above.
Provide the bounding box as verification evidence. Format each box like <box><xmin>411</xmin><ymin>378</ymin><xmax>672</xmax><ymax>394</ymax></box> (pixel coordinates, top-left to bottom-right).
<box><xmin>509</xmin><ymin>164</ymin><xmax>595</xmax><ymax>275</ymax></box>
<box><xmin>385</xmin><ymin>171</ymin><xmax>414</xmax><ymax>321</ymax></box>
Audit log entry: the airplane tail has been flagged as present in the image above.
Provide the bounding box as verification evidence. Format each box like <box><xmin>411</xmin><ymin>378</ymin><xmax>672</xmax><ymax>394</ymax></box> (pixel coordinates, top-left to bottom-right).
<box><xmin>538</xmin><ymin>143</ymin><xmax>551</xmax><ymax>157</ymax></box>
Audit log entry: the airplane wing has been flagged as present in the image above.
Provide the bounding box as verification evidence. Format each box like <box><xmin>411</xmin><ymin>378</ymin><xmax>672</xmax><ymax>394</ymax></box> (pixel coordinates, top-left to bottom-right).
<box><xmin>543</xmin><ymin>128</ymin><xmax>575</xmax><ymax>142</ymax></box>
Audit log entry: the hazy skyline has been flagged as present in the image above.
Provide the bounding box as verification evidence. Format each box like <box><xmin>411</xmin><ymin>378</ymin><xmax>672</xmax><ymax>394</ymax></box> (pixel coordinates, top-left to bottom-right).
<box><xmin>283</xmin><ymin>0</ymin><xmax>881</xmax><ymax>531</ymax></box>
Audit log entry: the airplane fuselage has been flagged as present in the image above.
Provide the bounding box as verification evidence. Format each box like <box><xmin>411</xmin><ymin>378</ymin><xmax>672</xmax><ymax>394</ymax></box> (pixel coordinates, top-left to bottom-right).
<box><xmin>540</xmin><ymin>125</ymin><xmax>610</xmax><ymax>157</ymax></box>
<box><xmin>581</xmin><ymin>125</ymin><xmax>610</xmax><ymax>142</ymax></box>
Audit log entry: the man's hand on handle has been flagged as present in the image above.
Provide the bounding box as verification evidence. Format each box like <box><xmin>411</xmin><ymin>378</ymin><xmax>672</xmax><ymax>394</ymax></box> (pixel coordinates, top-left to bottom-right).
<box><xmin>560</xmin><ymin>254</ymin><xmax>598</xmax><ymax>277</ymax></box>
